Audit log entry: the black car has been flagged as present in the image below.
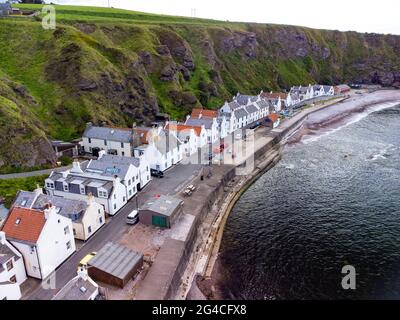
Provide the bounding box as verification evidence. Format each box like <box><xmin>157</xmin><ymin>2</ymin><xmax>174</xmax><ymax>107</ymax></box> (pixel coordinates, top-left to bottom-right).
<box><xmin>150</xmin><ymin>169</ymin><xmax>164</xmax><ymax>178</ymax></box>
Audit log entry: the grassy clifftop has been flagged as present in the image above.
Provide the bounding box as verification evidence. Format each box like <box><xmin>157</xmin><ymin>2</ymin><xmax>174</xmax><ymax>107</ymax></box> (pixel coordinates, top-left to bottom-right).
<box><xmin>0</xmin><ymin>4</ymin><xmax>399</xmax><ymax>169</ymax></box>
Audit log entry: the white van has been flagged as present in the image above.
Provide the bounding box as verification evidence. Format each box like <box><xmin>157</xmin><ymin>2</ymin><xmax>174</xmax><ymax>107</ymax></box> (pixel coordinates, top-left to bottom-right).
<box><xmin>126</xmin><ymin>209</ymin><xmax>139</xmax><ymax>225</ymax></box>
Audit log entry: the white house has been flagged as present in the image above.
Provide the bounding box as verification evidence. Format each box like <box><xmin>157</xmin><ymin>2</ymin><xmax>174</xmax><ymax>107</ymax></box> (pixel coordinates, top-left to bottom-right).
<box><xmin>133</xmin><ymin>127</ymin><xmax>183</xmax><ymax>172</ymax></box>
<box><xmin>312</xmin><ymin>85</ymin><xmax>325</xmax><ymax>97</ymax></box>
<box><xmin>1</xmin><ymin>206</ymin><xmax>76</xmax><ymax>279</ymax></box>
<box><xmin>220</xmin><ymin>101</ymin><xmax>249</xmax><ymax>132</ymax></box>
<box><xmin>80</xmin><ymin>123</ymin><xmax>136</xmax><ymax>157</ymax></box>
<box><xmin>166</xmin><ymin>123</ymin><xmax>199</xmax><ymax>156</ymax></box>
<box><xmin>185</xmin><ymin>108</ymin><xmax>220</xmax><ymax>144</ymax></box>
<box><xmin>45</xmin><ymin>161</ymin><xmax>127</xmax><ymax>216</ymax></box>
<box><xmin>0</xmin><ymin>231</ymin><xmax>27</xmax><ymax>300</ymax></box>
<box><xmin>290</xmin><ymin>85</ymin><xmax>314</xmax><ymax>101</ymax></box>
<box><xmin>322</xmin><ymin>85</ymin><xmax>335</xmax><ymax>96</ymax></box>
<box><xmin>13</xmin><ymin>189</ymin><xmax>105</xmax><ymax>241</ymax></box>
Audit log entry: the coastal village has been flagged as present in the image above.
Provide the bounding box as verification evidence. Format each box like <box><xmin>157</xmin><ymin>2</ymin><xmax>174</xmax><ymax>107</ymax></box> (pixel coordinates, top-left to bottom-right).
<box><xmin>0</xmin><ymin>84</ymin><xmax>351</xmax><ymax>300</ymax></box>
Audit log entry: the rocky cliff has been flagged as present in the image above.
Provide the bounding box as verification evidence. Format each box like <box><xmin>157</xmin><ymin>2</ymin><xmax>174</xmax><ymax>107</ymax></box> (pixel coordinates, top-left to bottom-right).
<box><xmin>0</xmin><ymin>6</ymin><xmax>399</xmax><ymax>169</ymax></box>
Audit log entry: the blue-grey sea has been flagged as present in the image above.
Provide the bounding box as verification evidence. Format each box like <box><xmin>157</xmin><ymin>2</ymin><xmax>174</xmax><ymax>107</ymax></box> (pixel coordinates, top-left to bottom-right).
<box><xmin>219</xmin><ymin>103</ymin><xmax>400</xmax><ymax>299</ymax></box>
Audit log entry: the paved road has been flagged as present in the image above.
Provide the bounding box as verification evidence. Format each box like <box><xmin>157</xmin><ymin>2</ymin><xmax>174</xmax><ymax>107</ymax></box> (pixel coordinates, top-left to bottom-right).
<box><xmin>0</xmin><ymin>165</ymin><xmax>72</xmax><ymax>180</ymax></box>
<box><xmin>24</xmin><ymin>163</ymin><xmax>202</xmax><ymax>300</ymax></box>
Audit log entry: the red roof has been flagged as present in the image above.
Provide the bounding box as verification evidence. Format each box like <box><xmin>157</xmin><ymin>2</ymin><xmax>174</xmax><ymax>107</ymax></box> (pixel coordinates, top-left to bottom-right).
<box><xmin>261</xmin><ymin>92</ymin><xmax>288</xmax><ymax>100</ymax></box>
<box><xmin>191</xmin><ymin>108</ymin><xmax>218</xmax><ymax>118</ymax></box>
<box><xmin>1</xmin><ymin>207</ymin><xmax>46</xmax><ymax>244</ymax></box>
<box><xmin>268</xmin><ymin>113</ymin><xmax>279</xmax><ymax>122</ymax></box>
<box><xmin>166</xmin><ymin>124</ymin><xmax>202</xmax><ymax>137</ymax></box>
<box><xmin>133</xmin><ymin>128</ymin><xmax>149</xmax><ymax>144</ymax></box>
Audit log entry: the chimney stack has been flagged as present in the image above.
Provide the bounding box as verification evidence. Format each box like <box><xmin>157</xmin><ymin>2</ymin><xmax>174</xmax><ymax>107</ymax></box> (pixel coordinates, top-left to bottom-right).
<box><xmin>0</xmin><ymin>231</ymin><xmax>6</xmax><ymax>245</ymax></box>
<box><xmin>44</xmin><ymin>204</ymin><xmax>55</xmax><ymax>220</ymax></box>
<box><xmin>71</xmin><ymin>160</ymin><xmax>83</xmax><ymax>173</ymax></box>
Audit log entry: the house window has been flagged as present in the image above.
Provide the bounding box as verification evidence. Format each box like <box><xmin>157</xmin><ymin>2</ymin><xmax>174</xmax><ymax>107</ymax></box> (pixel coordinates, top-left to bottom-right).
<box><xmin>122</xmin><ymin>151</ymin><xmax>125</xmax><ymax>156</ymax></box>
<box><xmin>73</xmin><ymin>229</ymin><xmax>76</xmax><ymax>236</ymax></box>
<box><xmin>15</xmin><ymin>218</ymin><xmax>21</xmax><ymax>225</ymax></box>
<box><xmin>123</xmin><ymin>196</ymin><xmax>126</xmax><ymax>202</ymax></box>
<box><xmin>80</xmin><ymin>186</ymin><xmax>85</xmax><ymax>195</ymax></box>
<box><xmin>66</xmin><ymin>241</ymin><xmax>72</xmax><ymax>250</ymax></box>
<box><xmin>129</xmin><ymin>189</ymin><xmax>132</xmax><ymax>196</ymax></box>
<box><xmin>121</xmin><ymin>142</ymin><xmax>124</xmax><ymax>148</ymax></box>
<box><xmin>88</xmin><ymin>138</ymin><xmax>91</xmax><ymax>143</ymax></box>
<box><xmin>104</xmin><ymin>140</ymin><xmax>107</xmax><ymax>146</ymax></box>
<box><xmin>114</xmin><ymin>203</ymin><xmax>117</xmax><ymax>210</ymax></box>
<box><xmin>99</xmin><ymin>217</ymin><xmax>103</xmax><ymax>224</ymax></box>
<box><xmin>30</xmin><ymin>246</ymin><xmax>35</xmax><ymax>254</ymax></box>
<box><xmin>98</xmin><ymin>209</ymin><xmax>101</xmax><ymax>214</ymax></box>
<box><xmin>9</xmin><ymin>275</ymin><xmax>17</xmax><ymax>283</ymax></box>
<box><xmin>114</xmin><ymin>194</ymin><xmax>116</xmax><ymax>200</ymax></box>
<box><xmin>63</xmin><ymin>184</ymin><xmax>69</xmax><ymax>192</ymax></box>
<box><xmin>98</xmin><ymin>191</ymin><xmax>107</xmax><ymax>198</ymax></box>
<box><xmin>88</xmin><ymin>226</ymin><xmax>92</xmax><ymax>234</ymax></box>
<box><xmin>6</xmin><ymin>260</ymin><xmax>13</xmax><ymax>271</ymax></box>
<box><xmin>128</xmin><ymin>179</ymin><xmax>131</xmax><ymax>186</ymax></box>
<box><xmin>64</xmin><ymin>226</ymin><xmax>70</xmax><ymax>235</ymax></box>
<box><xmin>46</xmin><ymin>182</ymin><xmax>55</xmax><ymax>189</ymax></box>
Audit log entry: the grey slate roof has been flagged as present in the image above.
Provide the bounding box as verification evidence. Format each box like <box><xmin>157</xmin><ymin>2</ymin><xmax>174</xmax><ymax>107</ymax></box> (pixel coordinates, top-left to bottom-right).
<box><xmin>48</xmin><ymin>172</ymin><xmax>114</xmax><ymax>198</ymax></box>
<box><xmin>227</xmin><ymin>101</ymin><xmax>241</xmax><ymax>110</ymax></box>
<box><xmin>234</xmin><ymin>108</ymin><xmax>248</xmax><ymax>119</ymax></box>
<box><xmin>185</xmin><ymin>117</ymin><xmax>214</xmax><ymax>129</ymax></box>
<box><xmin>52</xmin><ymin>276</ymin><xmax>98</xmax><ymax>300</ymax></box>
<box><xmin>99</xmin><ymin>154</ymin><xmax>140</xmax><ymax>168</ymax></box>
<box><xmin>0</xmin><ymin>243</ymin><xmax>20</xmax><ymax>266</ymax></box>
<box><xmin>83</xmin><ymin>126</ymin><xmax>132</xmax><ymax>143</ymax></box>
<box><xmin>323</xmin><ymin>85</ymin><xmax>333</xmax><ymax>92</ymax></box>
<box><xmin>14</xmin><ymin>191</ymin><xmax>88</xmax><ymax>222</ymax></box>
<box><xmin>245</xmin><ymin>104</ymin><xmax>259</xmax><ymax>114</ymax></box>
<box><xmin>142</xmin><ymin>195</ymin><xmax>183</xmax><ymax>217</ymax></box>
<box><xmin>236</xmin><ymin>94</ymin><xmax>258</xmax><ymax>106</ymax></box>
<box><xmin>12</xmin><ymin>190</ymin><xmax>37</xmax><ymax>209</ymax></box>
<box><xmin>256</xmin><ymin>99</ymin><xmax>271</xmax><ymax>109</ymax></box>
<box><xmin>88</xmin><ymin>242</ymin><xmax>143</xmax><ymax>280</ymax></box>
<box><xmin>86</xmin><ymin>160</ymin><xmax>132</xmax><ymax>181</ymax></box>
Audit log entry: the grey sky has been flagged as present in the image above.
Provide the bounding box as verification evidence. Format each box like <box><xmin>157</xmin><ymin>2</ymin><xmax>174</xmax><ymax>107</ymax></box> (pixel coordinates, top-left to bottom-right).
<box><xmin>53</xmin><ymin>0</ymin><xmax>400</xmax><ymax>35</ymax></box>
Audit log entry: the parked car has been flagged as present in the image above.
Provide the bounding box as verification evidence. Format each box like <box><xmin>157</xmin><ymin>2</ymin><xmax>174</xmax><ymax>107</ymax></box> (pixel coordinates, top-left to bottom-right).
<box><xmin>78</xmin><ymin>252</ymin><xmax>97</xmax><ymax>271</ymax></box>
<box><xmin>126</xmin><ymin>209</ymin><xmax>139</xmax><ymax>225</ymax></box>
<box><xmin>150</xmin><ymin>168</ymin><xmax>164</xmax><ymax>178</ymax></box>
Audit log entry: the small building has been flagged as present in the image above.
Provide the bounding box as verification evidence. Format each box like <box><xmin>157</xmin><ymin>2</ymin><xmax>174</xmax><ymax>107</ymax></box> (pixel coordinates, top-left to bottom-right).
<box><xmin>139</xmin><ymin>195</ymin><xmax>183</xmax><ymax>228</ymax></box>
<box><xmin>88</xmin><ymin>242</ymin><xmax>143</xmax><ymax>288</ymax></box>
<box><xmin>265</xmin><ymin>113</ymin><xmax>280</xmax><ymax>129</ymax></box>
<box><xmin>13</xmin><ymin>189</ymin><xmax>105</xmax><ymax>241</ymax></box>
<box><xmin>1</xmin><ymin>206</ymin><xmax>76</xmax><ymax>279</ymax></box>
<box><xmin>0</xmin><ymin>231</ymin><xmax>27</xmax><ymax>300</ymax></box>
<box><xmin>335</xmin><ymin>84</ymin><xmax>351</xmax><ymax>94</ymax></box>
<box><xmin>51</xmin><ymin>140</ymin><xmax>79</xmax><ymax>158</ymax></box>
<box><xmin>52</xmin><ymin>268</ymin><xmax>99</xmax><ymax>300</ymax></box>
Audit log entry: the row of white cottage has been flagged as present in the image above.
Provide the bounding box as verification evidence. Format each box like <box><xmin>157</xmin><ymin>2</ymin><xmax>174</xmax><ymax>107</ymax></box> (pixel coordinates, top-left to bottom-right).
<box><xmin>0</xmin><ymin>83</ymin><xmax>337</xmax><ymax>299</ymax></box>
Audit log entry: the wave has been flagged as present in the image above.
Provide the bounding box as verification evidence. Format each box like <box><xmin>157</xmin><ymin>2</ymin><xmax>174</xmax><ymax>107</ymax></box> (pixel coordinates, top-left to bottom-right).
<box><xmin>301</xmin><ymin>102</ymin><xmax>400</xmax><ymax>145</ymax></box>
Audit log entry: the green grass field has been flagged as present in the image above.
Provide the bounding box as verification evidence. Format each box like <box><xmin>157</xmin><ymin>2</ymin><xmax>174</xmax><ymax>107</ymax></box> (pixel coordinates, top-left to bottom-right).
<box><xmin>14</xmin><ymin>3</ymin><xmax>244</xmax><ymax>27</ymax></box>
<box><xmin>0</xmin><ymin>175</ymin><xmax>48</xmax><ymax>208</ymax></box>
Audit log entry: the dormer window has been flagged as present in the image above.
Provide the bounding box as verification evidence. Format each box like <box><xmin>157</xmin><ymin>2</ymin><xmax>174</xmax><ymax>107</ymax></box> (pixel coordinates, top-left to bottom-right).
<box><xmin>46</xmin><ymin>182</ymin><xmax>55</xmax><ymax>189</ymax></box>
<box><xmin>80</xmin><ymin>186</ymin><xmax>85</xmax><ymax>195</ymax></box>
<box><xmin>63</xmin><ymin>184</ymin><xmax>69</xmax><ymax>192</ymax></box>
<box><xmin>98</xmin><ymin>190</ymin><xmax>108</xmax><ymax>198</ymax></box>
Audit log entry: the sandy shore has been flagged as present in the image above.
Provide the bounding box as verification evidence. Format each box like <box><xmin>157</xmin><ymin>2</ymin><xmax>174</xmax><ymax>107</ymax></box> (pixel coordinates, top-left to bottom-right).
<box><xmin>194</xmin><ymin>89</ymin><xmax>400</xmax><ymax>300</ymax></box>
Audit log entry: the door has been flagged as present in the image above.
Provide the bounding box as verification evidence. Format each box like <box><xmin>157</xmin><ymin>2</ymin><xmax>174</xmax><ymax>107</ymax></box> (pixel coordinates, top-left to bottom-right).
<box><xmin>152</xmin><ymin>215</ymin><xmax>167</xmax><ymax>228</ymax></box>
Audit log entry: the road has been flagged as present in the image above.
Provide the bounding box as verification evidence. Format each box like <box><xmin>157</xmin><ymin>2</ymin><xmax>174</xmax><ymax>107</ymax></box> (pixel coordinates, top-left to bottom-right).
<box><xmin>0</xmin><ymin>165</ymin><xmax>72</xmax><ymax>180</ymax></box>
<box><xmin>24</xmin><ymin>163</ymin><xmax>202</xmax><ymax>300</ymax></box>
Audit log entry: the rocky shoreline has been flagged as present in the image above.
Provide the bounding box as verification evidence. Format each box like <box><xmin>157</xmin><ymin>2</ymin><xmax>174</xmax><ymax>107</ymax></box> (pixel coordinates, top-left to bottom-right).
<box><xmin>190</xmin><ymin>89</ymin><xmax>400</xmax><ymax>300</ymax></box>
